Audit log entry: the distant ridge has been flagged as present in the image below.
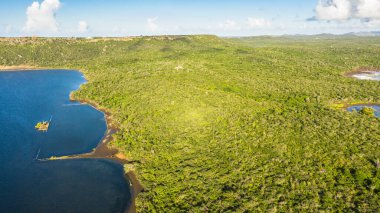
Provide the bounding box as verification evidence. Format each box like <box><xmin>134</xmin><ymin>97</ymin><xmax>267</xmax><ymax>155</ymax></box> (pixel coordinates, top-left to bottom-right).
<box><xmin>224</xmin><ymin>31</ymin><xmax>380</xmax><ymax>39</ymax></box>
<box><xmin>344</xmin><ymin>31</ymin><xmax>380</xmax><ymax>36</ymax></box>
<box><xmin>283</xmin><ymin>31</ymin><xmax>380</xmax><ymax>37</ymax></box>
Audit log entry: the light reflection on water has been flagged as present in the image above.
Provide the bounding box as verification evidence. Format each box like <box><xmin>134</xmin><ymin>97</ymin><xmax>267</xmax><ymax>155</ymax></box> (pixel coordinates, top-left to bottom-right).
<box><xmin>352</xmin><ymin>71</ymin><xmax>380</xmax><ymax>81</ymax></box>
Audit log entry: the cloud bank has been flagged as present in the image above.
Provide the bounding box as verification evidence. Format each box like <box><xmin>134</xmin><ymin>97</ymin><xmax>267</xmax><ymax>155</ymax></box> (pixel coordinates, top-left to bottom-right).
<box><xmin>220</xmin><ymin>20</ymin><xmax>241</xmax><ymax>31</ymax></box>
<box><xmin>247</xmin><ymin>18</ymin><xmax>272</xmax><ymax>28</ymax></box>
<box><xmin>219</xmin><ymin>18</ymin><xmax>272</xmax><ymax>32</ymax></box>
<box><xmin>316</xmin><ymin>0</ymin><xmax>380</xmax><ymax>21</ymax></box>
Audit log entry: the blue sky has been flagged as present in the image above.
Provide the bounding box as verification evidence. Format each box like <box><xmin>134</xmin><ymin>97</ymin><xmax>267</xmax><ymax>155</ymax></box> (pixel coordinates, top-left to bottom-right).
<box><xmin>1</xmin><ymin>0</ymin><xmax>380</xmax><ymax>37</ymax></box>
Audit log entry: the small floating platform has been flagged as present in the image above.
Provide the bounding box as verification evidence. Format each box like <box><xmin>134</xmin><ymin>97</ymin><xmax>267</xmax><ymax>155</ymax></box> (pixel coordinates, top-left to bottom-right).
<box><xmin>35</xmin><ymin>121</ymin><xmax>49</xmax><ymax>131</ymax></box>
<box><xmin>35</xmin><ymin>116</ymin><xmax>52</xmax><ymax>132</ymax></box>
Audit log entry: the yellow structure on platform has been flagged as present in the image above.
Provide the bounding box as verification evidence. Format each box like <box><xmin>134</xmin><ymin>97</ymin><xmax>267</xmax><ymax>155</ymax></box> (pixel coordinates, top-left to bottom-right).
<box><xmin>35</xmin><ymin>116</ymin><xmax>52</xmax><ymax>132</ymax></box>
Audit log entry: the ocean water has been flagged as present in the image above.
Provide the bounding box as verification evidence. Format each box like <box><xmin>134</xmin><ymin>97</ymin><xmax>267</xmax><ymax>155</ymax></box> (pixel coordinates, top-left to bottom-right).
<box><xmin>0</xmin><ymin>70</ymin><xmax>131</xmax><ymax>213</ymax></box>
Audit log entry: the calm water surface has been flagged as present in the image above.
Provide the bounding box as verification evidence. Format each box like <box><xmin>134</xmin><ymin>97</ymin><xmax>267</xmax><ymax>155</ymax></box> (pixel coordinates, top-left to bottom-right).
<box><xmin>347</xmin><ymin>105</ymin><xmax>380</xmax><ymax>118</ymax></box>
<box><xmin>0</xmin><ymin>70</ymin><xmax>131</xmax><ymax>213</ymax></box>
<box><xmin>352</xmin><ymin>71</ymin><xmax>380</xmax><ymax>81</ymax></box>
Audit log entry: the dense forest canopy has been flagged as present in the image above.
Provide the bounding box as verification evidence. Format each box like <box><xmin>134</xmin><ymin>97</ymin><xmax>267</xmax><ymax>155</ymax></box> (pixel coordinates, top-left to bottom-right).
<box><xmin>1</xmin><ymin>35</ymin><xmax>379</xmax><ymax>212</ymax></box>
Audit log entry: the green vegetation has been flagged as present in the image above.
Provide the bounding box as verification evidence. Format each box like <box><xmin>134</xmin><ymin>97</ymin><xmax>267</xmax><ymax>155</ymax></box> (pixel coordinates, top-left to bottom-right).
<box><xmin>1</xmin><ymin>35</ymin><xmax>380</xmax><ymax>212</ymax></box>
<box><xmin>359</xmin><ymin>107</ymin><xmax>376</xmax><ymax>116</ymax></box>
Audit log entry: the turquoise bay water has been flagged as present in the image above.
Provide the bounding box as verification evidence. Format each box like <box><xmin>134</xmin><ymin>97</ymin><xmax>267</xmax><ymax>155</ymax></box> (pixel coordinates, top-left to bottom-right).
<box><xmin>0</xmin><ymin>70</ymin><xmax>131</xmax><ymax>212</ymax></box>
<box><xmin>347</xmin><ymin>105</ymin><xmax>380</xmax><ymax>118</ymax></box>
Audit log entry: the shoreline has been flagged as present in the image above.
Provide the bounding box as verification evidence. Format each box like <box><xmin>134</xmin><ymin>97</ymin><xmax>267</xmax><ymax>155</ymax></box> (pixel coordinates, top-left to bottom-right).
<box><xmin>68</xmin><ymin>95</ymin><xmax>127</xmax><ymax>164</ymax></box>
<box><xmin>0</xmin><ymin>65</ymin><xmax>38</xmax><ymax>71</ymax></box>
<box><xmin>331</xmin><ymin>102</ymin><xmax>380</xmax><ymax>114</ymax></box>
<box><xmin>344</xmin><ymin>103</ymin><xmax>380</xmax><ymax>107</ymax></box>
<box><xmin>344</xmin><ymin>67</ymin><xmax>380</xmax><ymax>77</ymax></box>
<box><xmin>1</xmin><ymin>67</ymin><xmax>143</xmax><ymax>213</ymax></box>
<box><xmin>69</xmin><ymin>90</ymin><xmax>144</xmax><ymax>213</ymax></box>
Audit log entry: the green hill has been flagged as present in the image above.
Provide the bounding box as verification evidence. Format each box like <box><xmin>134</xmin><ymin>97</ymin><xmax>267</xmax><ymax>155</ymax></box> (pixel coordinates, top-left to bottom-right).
<box><xmin>1</xmin><ymin>35</ymin><xmax>379</xmax><ymax>212</ymax></box>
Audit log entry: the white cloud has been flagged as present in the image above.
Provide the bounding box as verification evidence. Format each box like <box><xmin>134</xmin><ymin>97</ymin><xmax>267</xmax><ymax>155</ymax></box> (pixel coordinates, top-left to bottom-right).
<box><xmin>78</xmin><ymin>21</ymin><xmax>89</xmax><ymax>33</ymax></box>
<box><xmin>316</xmin><ymin>0</ymin><xmax>352</xmax><ymax>20</ymax></box>
<box><xmin>23</xmin><ymin>0</ymin><xmax>61</xmax><ymax>33</ymax></box>
<box><xmin>147</xmin><ymin>17</ymin><xmax>158</xmax><ymax>31</ymax></box>
<box><xmin>247</xmin><ymin>18</ymin><xmax>271</xmax><ymax>28</ymax></box>
<box><xmin>364</xmin><ymin>18</ymin><xmax>380</xmax><ymax>27</ymax></box>
<box><xmin>356</xmin><ymin>0</ymin><xmax>380</xmax><ymax>19</ymax></box>
<box><xmin>220</xmin><ymin>20</ymin><xmax>241</xmax><ymax>31</ymax></box>
<box><xmin>316</xmin><ymin>0</ymin><xmax>380</xmax><ymax>21</ymax></box>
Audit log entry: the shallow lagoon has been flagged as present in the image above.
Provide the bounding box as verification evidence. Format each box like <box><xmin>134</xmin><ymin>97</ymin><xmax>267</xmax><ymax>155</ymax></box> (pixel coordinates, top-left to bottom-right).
<box><xmin>0</xmin><ymin>70</ymin><xmax>131</xmax><ymax>212</ymax></box>
<box><xmin>347</xmin><ymin>105</ymin><xmax>380</xmax><ymax>118</ymax></box>
<box><xmin>351</xmin><ymin>71</ymin><xmax>380</xmax><ymax>81</ymax></box>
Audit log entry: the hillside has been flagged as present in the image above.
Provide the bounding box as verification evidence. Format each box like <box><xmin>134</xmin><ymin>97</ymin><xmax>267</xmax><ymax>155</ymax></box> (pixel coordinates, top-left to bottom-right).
<box><xmin>1</xmin><ymin>35</ymin><xmax>380</xmax><ymax>212</ymax></box>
